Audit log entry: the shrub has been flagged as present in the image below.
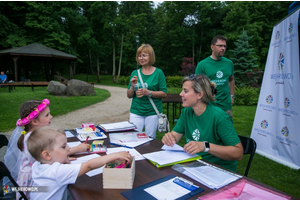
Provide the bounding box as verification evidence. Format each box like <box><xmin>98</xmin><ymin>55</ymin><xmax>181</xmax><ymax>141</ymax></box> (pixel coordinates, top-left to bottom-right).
<box><xmin>166</xmin><ymin>76</ymin><xmax>183</xmax><ymax>88</ymax></box>
<box><xmin>118</xmin><ymin>76</ymin><xmax>130</xmax><ymax>85</ymax></box>
<box><xmin>234</xmin><ymin>86</ymin><xmax>260</xmax><ymax>106</ymax></box>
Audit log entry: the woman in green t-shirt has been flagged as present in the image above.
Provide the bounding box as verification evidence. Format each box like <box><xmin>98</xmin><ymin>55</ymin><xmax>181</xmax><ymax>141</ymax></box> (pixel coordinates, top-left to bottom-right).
<box><xmin>162</xmin><ymin>74</ymin><xmax>243</xmax><ymax>172</ymax></box>
<box><xmin>127</xmin><ymin>44</ymin><xmax>167</xmax><ymax>138</ymax></box>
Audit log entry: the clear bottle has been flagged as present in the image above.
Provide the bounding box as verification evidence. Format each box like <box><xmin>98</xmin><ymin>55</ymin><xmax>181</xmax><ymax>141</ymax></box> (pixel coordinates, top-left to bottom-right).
<box><xmin>134</xmin><ymin>82</ymin><xmax>148</xmax><ymax>91</ymax></box>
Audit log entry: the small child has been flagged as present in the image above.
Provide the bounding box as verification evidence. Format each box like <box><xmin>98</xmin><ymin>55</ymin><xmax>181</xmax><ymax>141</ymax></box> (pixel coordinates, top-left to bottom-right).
<box><xmin>6</xmin><ymin>99</ymin><xmax>89</xmax><ymax>199</ymax></box>
<box><xmin>27</xmin><ymin>126</ymin><xmax>131</xmax><ymax>200</ymax></box>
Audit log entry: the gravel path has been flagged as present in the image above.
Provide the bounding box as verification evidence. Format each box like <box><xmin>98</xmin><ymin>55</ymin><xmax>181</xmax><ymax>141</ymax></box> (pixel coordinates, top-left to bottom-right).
<box><xmin>0</xmin><ymin>85</ymin><xmax>131</xmax><ymax>161</ymax></box>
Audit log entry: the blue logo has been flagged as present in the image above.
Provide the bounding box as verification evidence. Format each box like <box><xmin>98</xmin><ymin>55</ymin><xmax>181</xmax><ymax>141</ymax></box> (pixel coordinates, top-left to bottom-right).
<box><xmin>281</xmin><ymin>126</ymin><xmax>289</xmax><ymax>137</ymax></box>
<box><xmin>266</xmin><ymin>95</ymin><xmax>273</xmax><ymax>104</ymax></box>
<box><xmin>260</xmin><ymin>120</ymin><xmax>269</xmax><ymax>129</ymax></box>
<box><xmin>276</xmin><ymin>30</ymin><xmax>280</xmax><ymax>40</ymax></box>
<box><xmin>284</xmin><ymin>97</ymin><xmax>290</xmax><ymax>108</ymax></box>
<box><xmin>278</xmin><ymin>52</ymin><xmax>284</xmax><ymax>71</ymax></box>
<box><xmin>288</xmin><ymin>23</ymin><xmax>293</xmax><ymax>34</ymax></box>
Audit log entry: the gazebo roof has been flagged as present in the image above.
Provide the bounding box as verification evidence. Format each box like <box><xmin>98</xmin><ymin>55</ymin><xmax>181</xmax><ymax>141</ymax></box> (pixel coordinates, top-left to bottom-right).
<box><xmin>0</xmin><ymin>43</ymin><xmax>77</xmax><ymax>61</ymax></box>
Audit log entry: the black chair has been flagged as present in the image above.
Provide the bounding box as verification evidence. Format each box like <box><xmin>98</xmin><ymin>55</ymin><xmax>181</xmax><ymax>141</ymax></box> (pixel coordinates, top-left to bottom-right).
<box><xmin>0</xmin><ymin>134</ymin><xmax>9</xmax><ymax>149</ymax></box>
<box><xmin>0</xmin><ymin>134</ymin><xmax>27</xmax><ymax>200</ymax></box>
<box><xmin>0</xmin><ymin>161</ymin><xmax>28</xmax><ymax>200</ymax></box>
<box><xmin>238</xmin><ymin>135</ymin><xmax>257</xmax><ymax>177</ymax></box>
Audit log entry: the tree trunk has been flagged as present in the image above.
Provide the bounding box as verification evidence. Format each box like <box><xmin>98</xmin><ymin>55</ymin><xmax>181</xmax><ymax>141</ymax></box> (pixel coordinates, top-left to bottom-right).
<box><xmin>112</xmin><ymin>27</ymin><xmax>116</xmax><ymax>82</ymax></box>
<box><xmin>89</xmin><ymin>49</ymin><xmax>94</xmax><ymax>75</ymax></box>
<box><xmin>96</xmin><ymin>52</ymin><xmax>101</xmax><ymax>83</ymax></box>
<box><xmin>116</xmin><ymin>33</ymin><xmax>124</xmax><ymax>83</ymax></box>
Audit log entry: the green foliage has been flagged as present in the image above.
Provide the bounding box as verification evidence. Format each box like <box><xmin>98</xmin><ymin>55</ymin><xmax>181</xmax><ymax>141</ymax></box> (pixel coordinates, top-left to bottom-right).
<box><xmin>165</xmin><ymin>76</ymin><xmax>183</xmax><ymax>88</ymax></box>
<box><xmin>229</xmin><ymin>31</ymin><xmax>258</xmax><ymax>87</ymax></box>
<box><xmin>118</xmin><ymin>76</ymin><xmax>130</xmax><ymax>86</ymax></box>
<box><xmin>234</xmin><ymin>86</ymin><xmax>260</xmax><ymax>106</ymax></box>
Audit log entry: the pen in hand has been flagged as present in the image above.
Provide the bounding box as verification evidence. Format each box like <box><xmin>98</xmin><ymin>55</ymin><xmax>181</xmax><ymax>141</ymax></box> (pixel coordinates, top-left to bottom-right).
<box><xmin>84</xmin><ymin>136</ymin><xmax>90</xmax><ymax>144</ymax></box>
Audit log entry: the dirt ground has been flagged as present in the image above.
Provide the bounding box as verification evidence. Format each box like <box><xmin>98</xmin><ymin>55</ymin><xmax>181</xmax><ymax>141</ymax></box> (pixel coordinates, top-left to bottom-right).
<box><xmin>0</xmin><ymin>85</ymin><xmax>132</xmax><ymax>162</ymax></box>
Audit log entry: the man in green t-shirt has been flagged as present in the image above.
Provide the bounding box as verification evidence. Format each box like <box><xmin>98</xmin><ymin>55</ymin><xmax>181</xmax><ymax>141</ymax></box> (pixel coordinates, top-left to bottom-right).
<box><xmin>195</xmin><ymin>35</ymin><xmax>235</xmax><ymax>118</ymax></box>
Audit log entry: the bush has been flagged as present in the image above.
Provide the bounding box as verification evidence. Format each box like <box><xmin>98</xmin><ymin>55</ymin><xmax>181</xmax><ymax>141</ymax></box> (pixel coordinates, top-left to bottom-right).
<box><xmin>166</xmin><ymin>76</ymin><xmax>183</xmax><ymax>88</ymax></box>
<box><xmin>118</xmin><ymin>76</ymin><xmax>130</xmax><ymax>85</ymax></box>
<box><xmin>234</xmin><ymin>86</ymin><xmax>260</xmax><ymax>106</ymax></box>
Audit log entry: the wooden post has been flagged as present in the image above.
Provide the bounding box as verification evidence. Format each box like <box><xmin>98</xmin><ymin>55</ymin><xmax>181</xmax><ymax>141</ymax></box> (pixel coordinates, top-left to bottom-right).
<box><xmin>12</xmin><ymin>57</ymin><xmax>19</xmax><ymax>82</ymax></box>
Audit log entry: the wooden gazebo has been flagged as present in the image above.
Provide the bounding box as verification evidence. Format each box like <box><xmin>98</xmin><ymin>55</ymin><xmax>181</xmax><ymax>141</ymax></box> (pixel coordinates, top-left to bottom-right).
<box><xmin>0</xmin><ymin>43</ymin><xmax>77</xmax><ymax>82</ymax></box>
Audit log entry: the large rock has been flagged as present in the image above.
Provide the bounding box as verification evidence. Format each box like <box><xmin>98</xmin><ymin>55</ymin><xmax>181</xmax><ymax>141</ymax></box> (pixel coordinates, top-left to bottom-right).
<box><xmin>47</xmin><ymin>81</ymin><xmax>67</xmax><ymax>95</ymax></box>
<box><xmin>67</xmin><ymin>79</ymin><xmax>95</xmax><ymax>96</ymax></box>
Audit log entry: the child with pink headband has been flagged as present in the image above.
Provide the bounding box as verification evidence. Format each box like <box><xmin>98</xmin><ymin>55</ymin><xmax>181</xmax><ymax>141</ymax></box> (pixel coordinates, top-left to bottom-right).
<box><xmin>3</xmin><ymin>99</ymin><xmax>90</xmax><ymax>199</ymax></box>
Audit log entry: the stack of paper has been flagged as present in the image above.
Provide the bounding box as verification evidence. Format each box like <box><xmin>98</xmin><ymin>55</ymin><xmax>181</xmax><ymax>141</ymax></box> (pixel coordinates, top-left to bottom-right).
<box><xmin>109</xmin><ymin>132</ymin><xmax>153</xmax><ymax>148</ymax></box>
<box><xmin>97</xmin><ymin>121</ymin><xmax>137</xmax><ymax>132</ymax></box>
<box><xmin>176</xmin><ymin>160</ymin><xmax>242</xmax><ymax>190</ymax></box>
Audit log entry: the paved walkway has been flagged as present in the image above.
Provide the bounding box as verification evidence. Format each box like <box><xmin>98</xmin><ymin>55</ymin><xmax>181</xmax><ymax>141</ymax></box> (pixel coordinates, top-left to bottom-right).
<box><xmin>0</xmin><ymin>85</ymin><xmax>131</xmax><ymax>162</ymax></box>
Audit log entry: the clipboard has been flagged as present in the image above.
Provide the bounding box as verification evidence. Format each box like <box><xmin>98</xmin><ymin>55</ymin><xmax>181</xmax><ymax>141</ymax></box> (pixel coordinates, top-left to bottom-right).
<box><xmin>121</xmin><ymin>174</ymin><xmax>204</xmax><ymax>200</ymax></box>
<box><xmin>148</xmin><ymin>156</ymin><xmax>202</xmax><ymax>168</ymax></box>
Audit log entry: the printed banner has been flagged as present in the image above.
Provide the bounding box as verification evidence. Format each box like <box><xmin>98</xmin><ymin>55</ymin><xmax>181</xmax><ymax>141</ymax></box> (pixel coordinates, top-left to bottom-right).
<box><xmin>250</xmin><ymin>9</ymin><xmax>300</xmax><ymax>169</ymax></box>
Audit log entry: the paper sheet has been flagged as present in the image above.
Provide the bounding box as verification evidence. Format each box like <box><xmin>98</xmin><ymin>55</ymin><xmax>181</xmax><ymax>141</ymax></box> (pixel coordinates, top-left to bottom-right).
<box><xmin>106</xmin><ymin>147</ymin><xmax>145</xmax><ymax>161</ymax></box>
<box><xmin>142</xmin><ymin>150</ymin><xmax>198</xmax><ymax>166</ymax></box>
<box><xmin>65</xmin><ymin>130</ymin><xmax>75</xmax><ymax>138</ymax></box>
<box><xmin>144</xmin><ymin>178</ymin><xmax>191</xmax><ymax>200</ymax></box>
<box><xmin>70</xmin><ymin>154</ymin><xmax>104</xmax><ymax>177</ymax></box>
<box><xmin>161</xmin><ymin>144</ymin><xmax>184</xmax><ymax>151</ymax></box>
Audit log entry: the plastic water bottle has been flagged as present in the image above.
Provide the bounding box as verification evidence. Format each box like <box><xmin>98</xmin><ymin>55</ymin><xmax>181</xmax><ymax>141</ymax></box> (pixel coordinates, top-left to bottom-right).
<box><xmin>134</xmin><ymin>82</ymin><xmax>148</xmax><ymax>91</ymax></box>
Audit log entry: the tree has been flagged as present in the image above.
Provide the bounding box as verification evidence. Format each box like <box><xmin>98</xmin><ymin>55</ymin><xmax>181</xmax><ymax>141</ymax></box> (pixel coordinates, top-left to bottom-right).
<box><xmin>229</xmin><ymin>31</ymin><xmax>258</xmax><ymax>87</ymax></box>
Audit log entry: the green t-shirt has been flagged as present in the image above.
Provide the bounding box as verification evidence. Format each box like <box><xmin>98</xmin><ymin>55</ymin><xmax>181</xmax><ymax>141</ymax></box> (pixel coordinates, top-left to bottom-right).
<box><xmin>195</xmin><ymin>56</ymin><xmax>234</xmax><ymax>111</ymax></box>
<box><xmin>173</xmin><ymin>103</ymin><xmax>240</xmax><ymax>172</ymax></box>
<box><xmin>128</xmin><ymin>68</ymin><xmax>167</xmax><ymax>116</ymax></box>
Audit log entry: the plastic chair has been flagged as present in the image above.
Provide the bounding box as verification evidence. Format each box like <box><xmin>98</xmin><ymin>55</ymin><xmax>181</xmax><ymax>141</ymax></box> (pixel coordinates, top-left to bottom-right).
<box><xmin>238</xmin><ymin>135</ymin><xmax>257</xmax><ymax>177</ymax></box>
<box><xmin>0</xmin><ymin>161</ymin><xmax>28</xmax><ymax>200</ymax></box>
<box><xmin>0</xmin><ymin>134</ymin><xmax>9</xmax><ymax>149</ymax></box>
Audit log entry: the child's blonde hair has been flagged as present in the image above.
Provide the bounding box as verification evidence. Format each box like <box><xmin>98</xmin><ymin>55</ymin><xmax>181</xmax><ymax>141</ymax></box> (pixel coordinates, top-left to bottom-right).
<box><xmin>27</xmin><ymin>126</ymin><xmax>65</xmax><ymax>162</ymax></box>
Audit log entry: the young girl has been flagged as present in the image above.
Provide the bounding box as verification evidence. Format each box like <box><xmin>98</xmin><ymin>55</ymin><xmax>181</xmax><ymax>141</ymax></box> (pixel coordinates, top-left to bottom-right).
<box><xmin>14</xmin><ymin>99</ymin><xmax>89</xmax><ymax>199</ymax></box>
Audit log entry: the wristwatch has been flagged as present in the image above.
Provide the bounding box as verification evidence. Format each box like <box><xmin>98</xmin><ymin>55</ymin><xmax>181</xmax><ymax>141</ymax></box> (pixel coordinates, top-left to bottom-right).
<box><xmin>231</xmin><ymin>95</ymin><xmax>235</xmax><ymax>99</ymax></box>
<box><xmin>148</xmin><ymin>91</ymin><xmax>152</xmax><ymax>98</ymax></box>
<box><xmin>204</xmin><ymin>141</ymin><xmax>210</xmax><ymax>152</ymax></box>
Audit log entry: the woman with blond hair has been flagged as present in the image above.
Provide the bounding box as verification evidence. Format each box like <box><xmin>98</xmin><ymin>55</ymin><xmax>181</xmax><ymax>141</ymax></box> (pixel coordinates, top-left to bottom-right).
<box><xmin>127</xmin><ymin>44</ymin><xmax>167</xmax><ymax>138</ymax></box>
<box><xmin>162</xmin><ymin>74</ymin><xmax>243</xmax><ymax>172</ymax></box>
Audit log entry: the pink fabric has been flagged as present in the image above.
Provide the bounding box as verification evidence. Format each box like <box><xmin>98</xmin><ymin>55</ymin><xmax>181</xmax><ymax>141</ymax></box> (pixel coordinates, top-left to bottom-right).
<box><xmin>16</xmin><ymin>99</ymin><xmax>50</xmax><ymax>126</ymax></box>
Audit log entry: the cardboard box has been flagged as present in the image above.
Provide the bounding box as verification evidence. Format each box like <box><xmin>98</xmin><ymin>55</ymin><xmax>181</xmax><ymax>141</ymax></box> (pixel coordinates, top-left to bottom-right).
<box><xmin>103</xmin><ymin>156</ymin><xmax>135</xmax><ymax>189</ymax></box>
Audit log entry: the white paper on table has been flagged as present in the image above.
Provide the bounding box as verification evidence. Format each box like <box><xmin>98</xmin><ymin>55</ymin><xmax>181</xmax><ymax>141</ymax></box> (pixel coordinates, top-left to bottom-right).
<box><xmin>144</xmin><ymin>178</ymin><xmax>191</xmax><ymax>200</ymax></box>
<box><xmin>182</xmin><ymin>165</ymin><xmax>240</xmax><ymax>190</ymax></box>
<box><xmin>67</xmin><ymin>141</ymin><xmax>81</xmax><ymax>148</ymax></box>
<box><xmin>70</xmin><ymin>154</ymin><xmax>104</xmax><ymax>177</ymax></box>
<box><xmin>65</xmin><ymin>130</ymin><xmax>75</xmax><ymax>138</ymax></box>
<box><xmin>110</xmin><ymin>138</ymin><xmax>153</xmax><ymax>148</ymax></box>
<box><xmin>106</xmin><ymin>147</ymin><xmax>145</xmax><ymax>161</ymax></box>
<box><xmin>142</xmin><ymin>150</ymin><xmax>198</xmax><ymax>166</ymax></box>
<box><xmin>161</xmin><ymin>144</ymin><xmax>184</xmax><ymax>151</ymax></box>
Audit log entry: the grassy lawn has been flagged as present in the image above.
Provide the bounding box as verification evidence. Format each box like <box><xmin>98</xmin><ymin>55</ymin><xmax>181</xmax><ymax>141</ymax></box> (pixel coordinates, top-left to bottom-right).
<box><xmin>1</xmin><ymin>74</ymin><xmax>299</xmax><ymax>198</ymax></box>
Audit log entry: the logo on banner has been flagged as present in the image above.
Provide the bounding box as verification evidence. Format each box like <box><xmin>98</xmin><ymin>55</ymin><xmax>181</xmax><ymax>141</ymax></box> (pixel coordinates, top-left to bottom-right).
<box><xmin>271</xmin><ymin>30</ymin><xmax>281</xmax><ymax>46</ymax></box>
<box><xmin>276</xmin><ymin>30</ymin><xmax>280</xmax><ymax>40</ymax></box>
<box><xmin>284</xmin><ymin>97</ymin><xmax>290</xmax><ymax>108</ymax></box>
<box><xmin>266</xmin><ymin>95</ymin><xmax>273</xmax><ymax>104</ymax></box>
<box><xmin>260</xmin><ymin>120</ymin><xmax>269</xmax><ymax>129</ymax></box>
<box><xmin>270</xmin><ymin>52</ymin><xmax>293</xmax><ymax>84</ymax></box>
<box><xmin>276</xmin><ymin>126</ymin><xmax>298</xmax><ymax>146</ymax></box>
<box><xmin>288</xmin><ymin>23</ymin><xmax>293</xmax><ymax>33</ymax></box>
<box><xmin>278</xmin><ymin>53</ymin><xmax>284</xmax><ymax>71</ymax></box>
<box><xmin>281</xmin><ymin>126</ymin><xmax>289</xmax><ymax>137</ymax></box>
<box><xmin>285</xmin><ymin>22</ymin><xmax>297</xmax><ymax>42</ymax></box>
